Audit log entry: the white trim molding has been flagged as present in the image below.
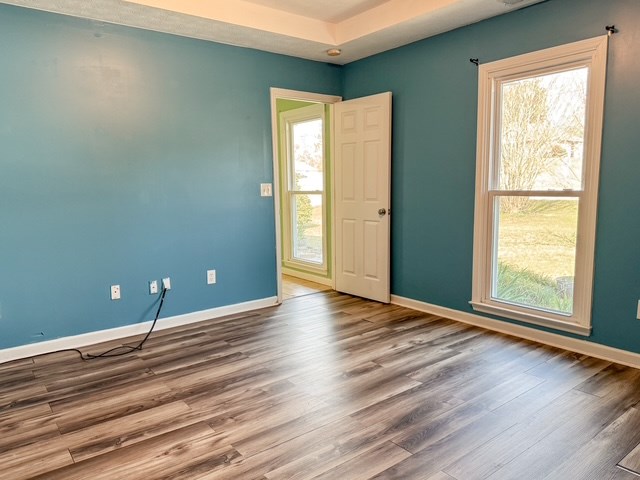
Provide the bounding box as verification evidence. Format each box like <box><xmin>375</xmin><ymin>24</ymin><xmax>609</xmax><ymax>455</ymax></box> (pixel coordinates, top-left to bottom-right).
<box><xmin>0</xmin><ymin>296</ymin><xmax>278</xmax><ymax>365</ymax></box>
<box><xmin>392</xmin><ymin>295</ymin><xmax>640</xmax><ymax>370</ymax></box>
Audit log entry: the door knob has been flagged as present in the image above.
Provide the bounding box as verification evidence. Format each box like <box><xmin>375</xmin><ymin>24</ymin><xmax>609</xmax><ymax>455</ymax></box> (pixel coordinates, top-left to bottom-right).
<box><xmin>378</xmin><ymin>208</ymin><xmax>387</xmax><ymax>216</ymax></box>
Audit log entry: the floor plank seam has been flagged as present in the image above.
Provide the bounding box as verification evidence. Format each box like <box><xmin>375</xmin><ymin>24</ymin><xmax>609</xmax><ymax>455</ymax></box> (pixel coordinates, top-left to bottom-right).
<box><xmin>617</xmin><ymin>464</ymin><xmax>640</xmax><ymax>477</ymax></box>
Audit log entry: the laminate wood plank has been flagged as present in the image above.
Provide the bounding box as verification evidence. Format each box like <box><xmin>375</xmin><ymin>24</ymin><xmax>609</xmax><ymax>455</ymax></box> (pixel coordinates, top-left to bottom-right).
<box><xmin>0</xmin><ymin>384</ymin><xmax>48</xmax><ymax>412</ymax></box>
<box><xmin>135</xmin><ymin>338</ymin><xmax>231</xmax><ymax>362</ymax></box>
<box><xmin>32</xmin><ymin>422</ymin><xmax>235</xmax><ymax>480</ymax></box>
<box><xmin>0</xmin><ymin>406</ymin><xmax>60</xmax><ymax>451</ymax></box>
<box><xmin>0</xmin><ymin>402</ymin><xmax>52</xmax><ymax>428</ymax></box>
<box><xmin>442</xmin><ymin>389</ymin><xmax>599</xmax><ymax>480</ymax></box>
<box><xmin>609</xmin><ymin>467</ymin><xmax>640</xmax><ymax>479</ymax></box>
<box><xmin>484</xmin><ymin>389</ymin><xmax>640</xmax><ymax>480</ymax></box>
<box><xmin>577</xmin><ymin>362</ymin><xmax>640</xmax><ymax>399</ymax></box>
<box><xmin>309</xmin><ymin>441</ymin><xmax>411</xmax><ymax>480</ymax></box>
<box><xmin>372</xmin><ymin>411</ymin><xmax>516</xmax><ymax>479</ymax></box>
<box><xmin>525</xmin><ymin>349</ymin><xmax>611</xmax><ymax>381</ymax></box>
<box><xmin>361</xmin><ymin>307</ymin><xmax>438</xmax><ymax>328</ymax></box>
<box><xmin>222</xmin><ymin>402</ymin><xmax>358</xmax><ymax>458</ymax></box>
<box><xmin>54</xmin><ymin>381</ymin><xmax>176</xmax><ymax>434</ymax></box>
<box><xmin>2</xmin><ymin>291</ymin><xmax>640</xmax><ymax>479</ymax></box>
<box><xmin>0</xmin><ymin>357</ymin><xmax>33</xmax><ymax>372</ymax></box>
<box><xmin>620</xmin><ymin>442</ymin><xmax>640</xmax><ymax>475</ymax></box>
<box><xmin>390</xmin><ymin>401</ymin><xmax>491</xmax><ymax>454</ymax></box>
<box><xmin>456</xmin><ymin>372</ymin><xmax>545</xmax><ymax>412</ymax></box>
<box><xmin>489</xmin><ymin>353</ymin><xmax>612</xmax><ymax>424</ymax></box>
<box><xmin>0</xmin><ymin>368</ymin><xmax>35</xmax><ymax>391</ymax></box>
<box><xmin>149</xmin><ymin>350</ymin><xmax>247</xmax><ymax>376</ymax></box>
<box><xmin>350</xmin><ymin>381</ymin><xmax>464</xmax><ymax>430</ymax></box>
<box><xmin>292</xmin><ymin>362</ymin><xmax>423</xmax><ymax>412</ymax></box>
<box><xmin>215</xmin><ymin>393</ymin><xmax>329</xmax><ymax>456</ymax></box>
<box><xmin>195</xmin><ymin>416</ymin><xmax>368</xmax><ymax>479</ymax></box>
<box><xmin>64</xmin><ymin>400</ymin><xmax>195</xmax><ymax>462</ymax></box>
<box><xmin>31</xmin><ymin>358</ymin><xmax>151</xmax><ymax>400</ymax></box>
<box><xmin>208</xmin><ymin>416</ymin><xmax>397</xmax><ymax>480</ymax></box>
<box><xmin>0</xmin><ymin>441</ymin><xmax>73</xmax><ymax>480</ymax></box>
<box><xmin>0</xmin><ymin>367</ymin><xmax>156</xmax><ymax>421</ymax></box>
<box><xmin>544</xmin><ymin>407</ymin><xmax>640</xmax><ymax>480</ymax></box>
<box><xmin>343</xmin><ymin>319</ymin><xmax>468</xmax><ymax>355</ymax></box>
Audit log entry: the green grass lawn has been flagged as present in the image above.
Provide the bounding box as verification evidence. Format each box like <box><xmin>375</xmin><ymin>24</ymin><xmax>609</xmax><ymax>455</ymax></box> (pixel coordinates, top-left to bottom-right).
<box><xmin>495</xmin><ymin>199</ymin><xmax>578</xmax><ymax>313</ymax></box>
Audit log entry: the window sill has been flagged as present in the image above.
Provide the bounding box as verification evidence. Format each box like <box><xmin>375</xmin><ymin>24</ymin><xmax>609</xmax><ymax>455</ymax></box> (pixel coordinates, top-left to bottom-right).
<box><xmin>469</xmin><ymin>301</ymin><xmax>591</xmax><ymax>337</ymax></box>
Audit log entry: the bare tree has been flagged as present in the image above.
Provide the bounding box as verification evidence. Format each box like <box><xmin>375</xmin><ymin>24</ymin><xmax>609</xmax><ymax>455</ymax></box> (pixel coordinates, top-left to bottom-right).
<box><xmin>499</xmin><ymin>72</ymin><xmax>586</xmax><ymax>213</ymax></box>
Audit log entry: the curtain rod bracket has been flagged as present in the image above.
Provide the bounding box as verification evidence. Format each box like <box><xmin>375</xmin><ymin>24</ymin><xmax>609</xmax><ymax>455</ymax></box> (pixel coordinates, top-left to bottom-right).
<box><xmin>470</xmin><ymin>58</ymin><xmax>479</xmax><ymax>66</ymax></box>
<box><xmin>605</xmin><ymin>25</ymin><xmax>616</xmax><ymax>36</ymax></box>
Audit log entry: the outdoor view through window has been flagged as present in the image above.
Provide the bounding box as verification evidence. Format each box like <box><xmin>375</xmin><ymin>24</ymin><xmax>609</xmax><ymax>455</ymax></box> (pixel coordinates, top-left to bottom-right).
<box><xmin>492</xmin><ymin>67</ymin><xmax>588</xmax><ymax>315</ymax></box>
<box><xmin>291</xmin><ymin>118</ymin><xmax>324</xmax><ymax>265</ymax></box>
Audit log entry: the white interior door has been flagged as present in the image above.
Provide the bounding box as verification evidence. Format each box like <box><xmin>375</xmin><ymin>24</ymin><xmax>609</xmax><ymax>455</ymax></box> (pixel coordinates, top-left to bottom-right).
<box><xmin>334</xmin><ymin>92</ymin><xmax>392</xmax><ymax>303</ymax></box>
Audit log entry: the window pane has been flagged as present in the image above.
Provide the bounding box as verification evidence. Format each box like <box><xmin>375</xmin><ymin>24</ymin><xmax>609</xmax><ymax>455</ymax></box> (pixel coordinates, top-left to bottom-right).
<box><xmin>292</xmin><ymin>119</ymin><xmax>323</xmax><ymax>191</ymax></box>
<box><xmin>492</xmin><ymin>197</ymin><xmax>578</xmax><ymax>314</ymax></box>
<box><xmin>292</xmin><ymin>193</ymin><xmax>323</xmax><ymax>264</ymax></box>
<box><xmin>498</xmin><ymin>68</ymin><xmax>588</xmax><ymax>191</ymax></box>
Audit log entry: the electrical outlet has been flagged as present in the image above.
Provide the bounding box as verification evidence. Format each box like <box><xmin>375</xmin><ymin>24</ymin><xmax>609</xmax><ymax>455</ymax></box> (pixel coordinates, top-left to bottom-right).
<box><xmin>207</xmin><ymin>269</ymin><xmax>216</xmax><ymax>285</ymax></box>
<box><xmin>149</xmin><ymin>280</ymin><xmax>158</xmax><ymax>295</ymax></box>
<box><xmin>110</xmin><ymin>285</ymin><xmax>121</xmax><ymax>300</ymax></box>
<box><xmin>162</xmin><ymin>277</ymin><xmax>171</xmax><ymax>290</ymax></box>
<box><xmin>260</xmin><ymin>183</ymin><xmax>273</xmax><ymax>197</ymax></box>
<box><xmin>637</xmin><ymin>300</ymin><xmax>640</xmax><ymax>320</ymax></box>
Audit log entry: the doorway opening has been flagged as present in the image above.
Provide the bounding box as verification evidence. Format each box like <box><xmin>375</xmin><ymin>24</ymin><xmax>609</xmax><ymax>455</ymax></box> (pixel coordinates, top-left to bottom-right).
<box><xmin>271</xmin><ymin>88</ymin><xmax>392</xmax><ymax>304</ymax></box>
<box><xmin>270</xmin><ymin>88</ymin><xmax>341</xmax><ymax>302</ymax></box>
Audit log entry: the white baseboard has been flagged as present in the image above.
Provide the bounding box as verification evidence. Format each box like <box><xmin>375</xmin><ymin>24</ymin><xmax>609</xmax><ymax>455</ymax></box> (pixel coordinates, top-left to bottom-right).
<box><xmin>391</xmin><ymin>295</ymin><xmax>640</xmax><ymax>370</ymax></box>
<box><xmin>0</xmin><ymin>296</ymin><xmax>278</xmax><ymax>364</ymax></box>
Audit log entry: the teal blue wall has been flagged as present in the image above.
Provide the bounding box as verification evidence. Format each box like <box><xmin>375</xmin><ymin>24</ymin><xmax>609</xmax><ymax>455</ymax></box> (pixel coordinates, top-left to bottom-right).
<box><xmin>0</xmin><ymin>4</ymin><xmax>341</xmax><ymax>349</ymax></box>
<box><xmin>3</xmin><ymin>0</ymin><xmax>640</xmax><ymax>355</ymax></box>
<box><xmin>343</xmin><ymin>0</ymin><xmax>640</xmax><ymax>353</ymax></box>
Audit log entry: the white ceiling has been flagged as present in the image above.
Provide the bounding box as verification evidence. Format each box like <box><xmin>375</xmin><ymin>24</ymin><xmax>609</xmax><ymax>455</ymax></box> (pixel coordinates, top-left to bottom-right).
<box><xmin>245</xmin><ymin>0</ymin><xmax>390</xmax><ymax>23</ymax></box>
<box><xmin>0</xmin><ymin>0</ymin><xmax>546</xmax><ymax>64</ymax></box>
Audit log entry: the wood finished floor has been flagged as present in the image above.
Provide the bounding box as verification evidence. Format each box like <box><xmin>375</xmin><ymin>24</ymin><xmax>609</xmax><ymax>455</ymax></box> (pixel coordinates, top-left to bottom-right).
<box><xmin>2</xmin><ymin>290</ymin><xmax>640</xmax><ymax>479</ymax></box>
<box><xmin>282</xmin><ymin>275</ymin><xmax>331</xmax><ymax>300</ymax></box>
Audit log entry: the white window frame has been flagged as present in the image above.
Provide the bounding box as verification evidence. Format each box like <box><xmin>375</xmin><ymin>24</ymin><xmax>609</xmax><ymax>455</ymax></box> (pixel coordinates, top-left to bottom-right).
<box><xmin>471</xmin><ymin>36</ymin><xmax>608</xmax><ymax>336</ymax></box>
<box><xmin>280</xmin><ymin>104</ymin><xmax>328</xmax><ymax>274</ymax></box>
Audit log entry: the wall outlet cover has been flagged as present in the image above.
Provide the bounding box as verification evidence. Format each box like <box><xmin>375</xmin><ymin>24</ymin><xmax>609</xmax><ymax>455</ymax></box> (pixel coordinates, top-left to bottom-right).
<box><xmin>207</xmin><ymin>269</ymin><xmax>216</xmax><ymax>285</ymax></box>
<box><xmin>260</xmin><ymin>183</ymin><xmax>273</xmax><ymax>197</ymax></box>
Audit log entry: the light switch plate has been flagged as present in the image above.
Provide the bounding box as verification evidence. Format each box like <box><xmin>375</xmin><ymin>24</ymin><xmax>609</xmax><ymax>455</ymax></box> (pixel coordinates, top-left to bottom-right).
<box><xmin>110</xmin><ymin>285</ymin><xmax>121</xmax><ymax>300</ymax></box>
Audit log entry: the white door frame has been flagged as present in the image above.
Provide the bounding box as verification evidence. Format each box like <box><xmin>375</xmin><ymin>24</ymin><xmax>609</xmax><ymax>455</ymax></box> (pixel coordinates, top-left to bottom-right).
<box><xmin>270</xmin><ymin>88</ymin><xmax>342</xmax><ymax>304</ymax></box>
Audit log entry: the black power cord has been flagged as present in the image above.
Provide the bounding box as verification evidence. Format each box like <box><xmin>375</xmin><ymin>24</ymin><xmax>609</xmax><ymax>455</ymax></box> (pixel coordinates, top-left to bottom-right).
<box><xmin>3</xmin><ymin>287</ymin><xmax>169</xmax><ymax>364</ymax></box>
<box><xmin>85</xmin><ymin>286</ymin><xmax>168</xmax><ymax>359</ymax></box>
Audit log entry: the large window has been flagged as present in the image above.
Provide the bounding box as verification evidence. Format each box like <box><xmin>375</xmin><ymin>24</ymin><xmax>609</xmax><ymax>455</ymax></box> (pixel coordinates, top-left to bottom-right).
<box><xmin>280</xmin><ymin>104</ymin><xmax>327</xmax><ymax>273</ymax></box>
<box><xmin>471</xmin><ymin>36</ymin><xmax>608</xmax><ymax>335</ymax></box>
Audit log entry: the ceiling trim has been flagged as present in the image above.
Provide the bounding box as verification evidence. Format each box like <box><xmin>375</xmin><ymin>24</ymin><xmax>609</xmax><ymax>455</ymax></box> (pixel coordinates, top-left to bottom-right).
<box><xmin>0</xmin><ymin>0</ymin><xmax>546</xmax><ymax>64</ymax></box>
<box><xmin>124</xmin><ymin>0</ymin><xmax>336</xmax><ymax>44</ymax></box>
